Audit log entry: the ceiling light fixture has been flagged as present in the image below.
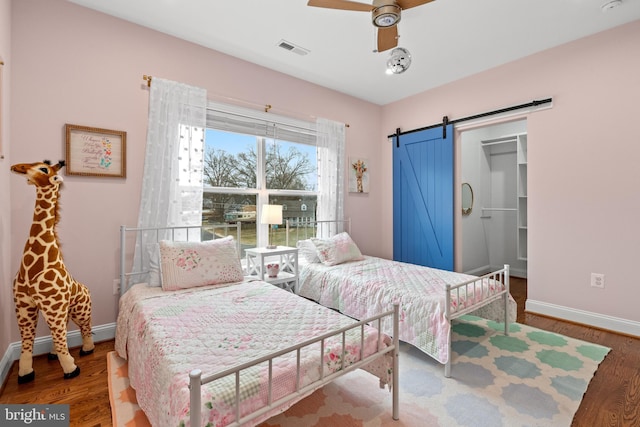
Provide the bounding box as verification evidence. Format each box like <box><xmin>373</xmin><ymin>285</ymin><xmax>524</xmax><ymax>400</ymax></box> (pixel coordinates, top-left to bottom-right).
<box><xmin>372</xmin><ymin>2</ymin><xmax>401</xmax><ymax>27</ymax></box>
<box><xmin>386</xmin><ymin>47</ymin><xmax>411</xmax><ymax>74</ymax></box>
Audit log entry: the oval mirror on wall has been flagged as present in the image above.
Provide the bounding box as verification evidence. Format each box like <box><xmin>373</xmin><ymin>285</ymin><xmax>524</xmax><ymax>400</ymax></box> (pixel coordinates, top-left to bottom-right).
<box><xmin>462</xmin><ymin>182</ymin><xmax>474</xmax><ymax>216</ymax></box>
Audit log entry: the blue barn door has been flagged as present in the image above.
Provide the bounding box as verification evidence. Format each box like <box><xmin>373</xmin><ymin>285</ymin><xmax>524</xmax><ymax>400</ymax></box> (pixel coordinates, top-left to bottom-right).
<box><xmin>392</xmin><ymin>124</ymin><xmax>454</xmax><ymax>270</ymax></box>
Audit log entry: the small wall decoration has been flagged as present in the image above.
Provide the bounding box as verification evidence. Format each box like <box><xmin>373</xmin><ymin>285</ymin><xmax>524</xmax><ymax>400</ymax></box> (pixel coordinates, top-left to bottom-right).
<box><xmin>65</xmin><ymin>124</ymin><xmax>126</xmax><ymax>177</ymax></box>
<box><xmin>349</xmin><ymin>157</ymin><xmax>369</xmax><ymax>193</ymax></box>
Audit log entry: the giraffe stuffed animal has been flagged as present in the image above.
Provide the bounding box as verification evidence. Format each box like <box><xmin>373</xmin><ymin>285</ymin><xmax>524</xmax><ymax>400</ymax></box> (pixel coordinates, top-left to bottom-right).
<box><xmin>11</xmin><ymin>160</ymin><xmax>94</xmax><ymax>384</ymax></box>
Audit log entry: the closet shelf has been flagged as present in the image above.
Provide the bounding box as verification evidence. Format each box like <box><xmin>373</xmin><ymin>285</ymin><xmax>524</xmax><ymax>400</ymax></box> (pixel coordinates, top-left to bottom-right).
<box><xmin>481</xmin><ymin>136</ymin><xmax>518</xmax><ymax>146</ymax></box>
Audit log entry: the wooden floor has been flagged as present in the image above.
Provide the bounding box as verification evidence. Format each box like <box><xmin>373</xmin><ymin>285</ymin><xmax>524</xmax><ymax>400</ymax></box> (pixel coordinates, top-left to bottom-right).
<box><xmin>1</xmin><ymin>278</ymin><xmax>639</xmax><ymax>427</ymax></box>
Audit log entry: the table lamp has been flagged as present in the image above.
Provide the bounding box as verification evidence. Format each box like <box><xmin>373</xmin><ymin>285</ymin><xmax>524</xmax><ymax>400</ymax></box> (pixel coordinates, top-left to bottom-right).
<box><xmin>261</xmin><ymin>204</ymin><xmax>282</xmax><ymax>249</ymax></box>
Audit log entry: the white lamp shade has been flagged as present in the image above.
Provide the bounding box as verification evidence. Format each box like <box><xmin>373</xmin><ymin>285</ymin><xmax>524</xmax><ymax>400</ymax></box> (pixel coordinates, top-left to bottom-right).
<box><xmin>260</xmin><ymin>204</ymin><xmax>283</xmax><ymax>225</ymax></box>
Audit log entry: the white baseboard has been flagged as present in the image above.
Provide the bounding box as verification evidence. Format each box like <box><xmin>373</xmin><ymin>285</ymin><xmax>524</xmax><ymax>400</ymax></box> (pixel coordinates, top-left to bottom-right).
<box><xmin>507</xmin><ymin>267</ymin><xmax>527</xmax><ymax>279</ymax></box>
<box><xmin>526</xmin><ymin>300</ymin><xmax>640</xmax><ymax>337</ymax></box>
<box><xmin>0</xmin><ymin>323</ymin><xmax>116</xmax><ymax>387</ymax></box>
<box><xmin>463</xmin><ymin>265</ymin><xmax>492</xmax><ymax>276</ymax></box>
<box><xmin>463</xmin><ymin>264</ymin><xmax>527</xmax><ymax>279</ymax></box>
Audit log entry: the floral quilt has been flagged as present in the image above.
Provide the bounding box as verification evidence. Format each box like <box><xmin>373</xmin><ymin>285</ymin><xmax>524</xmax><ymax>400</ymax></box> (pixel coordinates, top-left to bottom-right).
<box><xmin>115</xmin><ymin>280</ymin><xmax>393</xmax><ymax>427</ymax></box>
<box><xmin>297</xmin><ymin>256</ymin><xmax>517</xmax><ymax>364</ymax></box>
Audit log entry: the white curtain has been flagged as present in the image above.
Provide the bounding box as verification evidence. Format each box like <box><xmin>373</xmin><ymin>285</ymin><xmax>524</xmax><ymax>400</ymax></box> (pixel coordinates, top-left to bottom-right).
<box><xmin>131</xmin><ymin>77</ymin><xmax>207</xmax><ymax>283</ymax></box>
<box><xmin>316</xmin><ymin>118</ymin><xmax>345</xmax><ymax>238</ymax></box>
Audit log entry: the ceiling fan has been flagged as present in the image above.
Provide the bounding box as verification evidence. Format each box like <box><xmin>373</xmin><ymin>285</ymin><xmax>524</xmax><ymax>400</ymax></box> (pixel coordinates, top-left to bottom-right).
<box><xmin>307</xmin><ymin>0</ymin><xmax>434</xmax><ymax>52</ymax></box>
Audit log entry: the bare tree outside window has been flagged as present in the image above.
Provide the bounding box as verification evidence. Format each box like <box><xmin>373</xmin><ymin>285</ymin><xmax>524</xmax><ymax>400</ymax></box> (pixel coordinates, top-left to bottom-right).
<box><xmin>265</xmin><ymin>142</ymin><xmax>315</xmax><ymax>191</ymax></box>
<box><xmin>203</xmin><ymin>129</ymin><xmax>317</xmax><ymax>250</ymax></box>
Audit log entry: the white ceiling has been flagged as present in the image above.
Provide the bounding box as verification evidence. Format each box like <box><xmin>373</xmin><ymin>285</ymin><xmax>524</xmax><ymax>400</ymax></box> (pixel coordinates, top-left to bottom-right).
<box><xmin>68</xmin><ymin>0</ymin><xmax>640</xmax><ymax>105</ymax></box>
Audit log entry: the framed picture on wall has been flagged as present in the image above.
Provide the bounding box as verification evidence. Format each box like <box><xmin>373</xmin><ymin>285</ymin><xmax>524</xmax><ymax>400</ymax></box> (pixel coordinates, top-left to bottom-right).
<box><xmin>65</xmin><ymin>124</ymin><xmax>126</xmax><ymax>178</ymax></box>
<box><xmin>349</xmin><ymin>157</ymin><xmax>369</xmax><ymax>193</ymax></box>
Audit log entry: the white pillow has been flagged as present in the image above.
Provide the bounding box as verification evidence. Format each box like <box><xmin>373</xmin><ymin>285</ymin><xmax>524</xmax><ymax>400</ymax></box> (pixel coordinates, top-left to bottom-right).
<box><xmin>147</xmin><ymin>243</ymin><xmax>162</xmax><ymax>287</ymax></box>
<box><xmin>159</xmin><ymin>237</ymin><xmax>244</xmax><ymax>291</ymax></box>
<box><xmin>311</xmin><ymin>232</ymin><xmax>364</xmax><ymax>266</ymax></box>
<box><xmin>297</xmin><ymin>239</ymin><xmax>320</xmax><ymax>263</ymax></box>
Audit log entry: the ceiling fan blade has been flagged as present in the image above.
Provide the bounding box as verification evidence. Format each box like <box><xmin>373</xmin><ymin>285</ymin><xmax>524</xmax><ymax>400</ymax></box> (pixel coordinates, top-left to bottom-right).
<box><xmin>396</xmin><ymin>0</ymin><xmax>435</xmax><ymax>10</ymax></box>
<box><xmin>307</xmin><ymin>0</ymin><xmax>373</xmax><ymax>12</ymax></box>
<box><xmin>377</xmin><ymin>26</ymin><xmax>398</xmax><ymax>52</ymax></box>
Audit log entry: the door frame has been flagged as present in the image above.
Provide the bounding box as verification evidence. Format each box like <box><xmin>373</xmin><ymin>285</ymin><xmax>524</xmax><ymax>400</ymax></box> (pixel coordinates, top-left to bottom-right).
<box><xmin>453</xmin><ymin>114</ymin><xmax>530</xmax><ymax>272</ymax></box>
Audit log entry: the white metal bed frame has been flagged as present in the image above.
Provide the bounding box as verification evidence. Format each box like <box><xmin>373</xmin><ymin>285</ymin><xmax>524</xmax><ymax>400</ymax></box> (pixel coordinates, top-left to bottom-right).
<box><xmin>119</xmin><ymin>224</ymin><xmax>400</xmax><ymax>426</ymax></box>
<box><xmin>444</xmin><ymin>265</ymin><xmax>509</xmax><ymax>376</ymax></box>
<box><xmin>285</xmin><ymin>218</ymin><xmax>352</xmax><ymax>244</ymax></box>
<box><xmin>284</xmin><ymin>218</ymin><xmax>510</xmax><ymax>378</ymax></box>
<box><xmin>189</xmin><ymin>306</ymin><xmax>400</xmax><ymax>426</ymax></box>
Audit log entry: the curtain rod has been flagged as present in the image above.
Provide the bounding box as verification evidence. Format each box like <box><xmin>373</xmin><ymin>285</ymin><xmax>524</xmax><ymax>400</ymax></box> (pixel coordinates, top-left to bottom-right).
<box><xmin>141</xmin><ymin>74</ymin><xmax>349</xmax><ymax>127</ymax></box>
<box><xmin>208</xmin><ymin>105</ymin><xmax>318</xmax><ymax>135</ymax></box>
<box><xmin>387</xmin><ymin>98</ymin><xmax>553</xmax><ymax>139</ymax></box>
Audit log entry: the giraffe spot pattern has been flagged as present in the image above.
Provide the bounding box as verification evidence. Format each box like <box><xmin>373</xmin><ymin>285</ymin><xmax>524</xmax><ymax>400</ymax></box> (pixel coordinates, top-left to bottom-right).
<box><xmin>11</xmin><ymin>161</ymin><xmax>94</xmax><ymax>378</ymax></box>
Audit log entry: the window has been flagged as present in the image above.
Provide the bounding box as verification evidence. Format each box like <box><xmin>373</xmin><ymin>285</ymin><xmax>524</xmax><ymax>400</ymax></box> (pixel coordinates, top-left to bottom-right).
<box><xmin>203</xmin><ymin>104</ymin><xmax>318</xmax><ymax>253</ymax></box>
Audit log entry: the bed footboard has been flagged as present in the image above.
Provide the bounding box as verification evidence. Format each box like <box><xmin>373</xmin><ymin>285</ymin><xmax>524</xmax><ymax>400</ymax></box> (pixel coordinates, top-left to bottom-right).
<box><xmin>189</xmin><ymin>304</ymin><xmax>400</xmax><ymax>426</ymax></box>
<box><xmin>444</xmin><ymin>264</ymin><xmax>510</xmax><ymax>377</ymax></box>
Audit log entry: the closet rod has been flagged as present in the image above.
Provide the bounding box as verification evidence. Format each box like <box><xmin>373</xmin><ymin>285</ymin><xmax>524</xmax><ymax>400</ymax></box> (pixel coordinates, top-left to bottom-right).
<box><xmin>387</xmin><ymin>98</ymin><xmax>552</xmax><ymax>139</ymax></box>
<box><xmin>481</xmin><ymin>139</ymin><xmax>518</xmax><ymax>147</ymax></box>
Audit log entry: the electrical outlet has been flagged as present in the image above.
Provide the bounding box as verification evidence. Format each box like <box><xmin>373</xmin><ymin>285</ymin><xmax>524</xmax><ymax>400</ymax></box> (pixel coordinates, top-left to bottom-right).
<box><xmin>113</xmin><ymin>279</ymin><xmax>120</xmax><ymax>295</ymax></box>
<box><xmin>590</xmin><ymin>273</ymin><xmax>605</xmax><ymax>289</ymax></box>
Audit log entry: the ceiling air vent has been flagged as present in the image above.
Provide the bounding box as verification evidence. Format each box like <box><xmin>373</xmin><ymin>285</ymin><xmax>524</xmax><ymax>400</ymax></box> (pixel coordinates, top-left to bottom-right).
<box><xmin>277</xmin><ymin>39</ymin><xmax>310</xmax><ymax>56</ymax></box>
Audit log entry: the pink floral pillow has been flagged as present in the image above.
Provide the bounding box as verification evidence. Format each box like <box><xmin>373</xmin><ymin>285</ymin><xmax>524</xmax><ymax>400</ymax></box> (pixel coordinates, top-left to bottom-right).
<box><xmin>311</xmin><ymin>232</ymin><xmax>364</xmax><ymax>266</ymax></box>
<box><xmin>159</xmin><ymin>236</ymin><xmax>244</xmax><ymax>291</ymax></box>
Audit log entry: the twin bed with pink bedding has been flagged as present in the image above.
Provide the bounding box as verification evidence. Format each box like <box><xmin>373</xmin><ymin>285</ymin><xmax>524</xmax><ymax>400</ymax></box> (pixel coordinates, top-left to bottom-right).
<box><xmin>288</xmin><ymin>221</ymin><xmax>517</xmax><ymax>377</ymax></box>
<box><xmin>297</xmin><ymin>255</ymin><xmax>517</xmax><ymax>376</ymax></box>
<box><xmin>117</xmin><ymin>225</ymin><xmax>399</xmax><ymax>427</ymax></box>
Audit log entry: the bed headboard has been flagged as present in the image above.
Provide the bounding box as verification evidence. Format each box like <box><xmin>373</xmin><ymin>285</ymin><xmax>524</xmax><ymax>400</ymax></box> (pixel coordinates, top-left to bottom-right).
<box><xmin>119</xmin><ymin>223</ymin><xmax>241</xmax><ymax>296</ymax></box>
<box><xmin>285</xmin><ymin>218</ymin><xmax>351</xmax><ymax>247</ymax></box>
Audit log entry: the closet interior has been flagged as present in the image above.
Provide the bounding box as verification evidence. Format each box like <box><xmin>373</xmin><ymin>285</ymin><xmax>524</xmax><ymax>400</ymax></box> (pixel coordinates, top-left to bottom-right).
<box><xmin>460</xmin><ymin>120</ymin><xmax>527</xmax><ymax>278</ymax></box>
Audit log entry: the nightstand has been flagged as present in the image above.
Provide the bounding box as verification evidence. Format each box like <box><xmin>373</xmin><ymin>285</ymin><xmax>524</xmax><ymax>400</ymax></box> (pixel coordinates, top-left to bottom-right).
<box><xmin>245</xmin><ymin>246</ymin><xmax>299</xmax><ymax>293</ymax></box>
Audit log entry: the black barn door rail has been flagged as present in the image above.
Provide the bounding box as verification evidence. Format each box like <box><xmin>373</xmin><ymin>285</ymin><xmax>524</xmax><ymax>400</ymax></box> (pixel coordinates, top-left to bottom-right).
<box><xmin>388</xmin><ymin>98</ymin><xmax>552</xmax><ymax>142</ymax></box>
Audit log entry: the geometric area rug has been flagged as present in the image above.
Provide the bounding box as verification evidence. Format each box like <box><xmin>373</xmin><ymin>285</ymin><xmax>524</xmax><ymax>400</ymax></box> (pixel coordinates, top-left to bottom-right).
<box><xmin>108</xmin><ymin>315</ymin><xmax>610</xmax><ymax>427</ymax></box>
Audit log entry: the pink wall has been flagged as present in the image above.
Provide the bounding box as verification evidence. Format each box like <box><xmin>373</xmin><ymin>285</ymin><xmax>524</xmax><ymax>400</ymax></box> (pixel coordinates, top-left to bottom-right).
<box><xmin>6</xmin><ymin>0</ymin><xmax>639</xmax><ymax>354</ymax></box>
<box><xmin>7</xmin><ymin>0</ymin><xmax>384</xmax><ymax>343</ymax></box>
<box><xmin>0</xmin><ymin>0</ymin><xmax>12</xmax><ymax>356</ymax></box>
<box><xmin>381</xmin><ymin>20</ymin><xmax>640</xmax><ymax>328</ymax></box>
